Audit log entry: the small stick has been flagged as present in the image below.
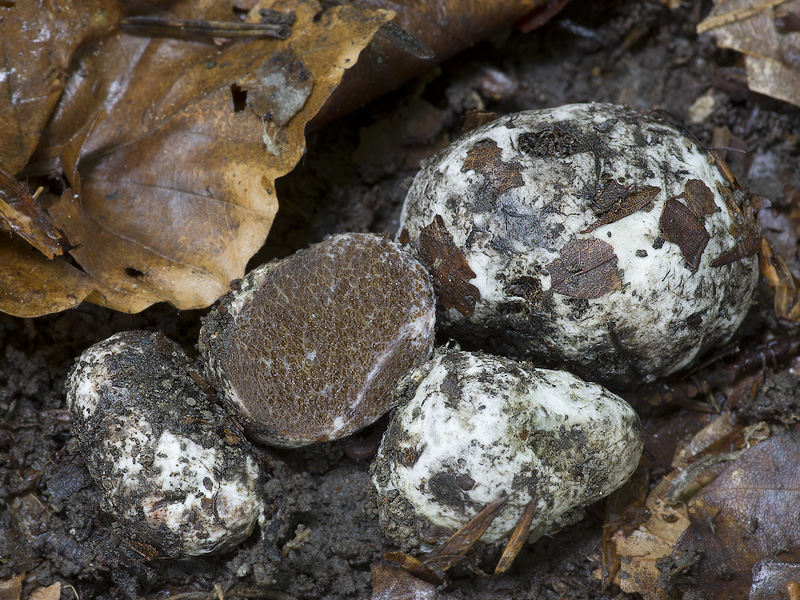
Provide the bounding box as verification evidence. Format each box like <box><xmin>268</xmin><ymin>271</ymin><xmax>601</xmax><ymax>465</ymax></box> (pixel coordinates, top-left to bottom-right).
<box><xmin>119</xmin><ymin>17</ymin><xmax>292</xmax><ymax>39</ymax></box>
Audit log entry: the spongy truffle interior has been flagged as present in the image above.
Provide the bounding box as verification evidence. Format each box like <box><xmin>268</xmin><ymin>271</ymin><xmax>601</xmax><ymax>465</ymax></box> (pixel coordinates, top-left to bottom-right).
<box><xmin>214</xmin><ymin>233</ymin><xmax>435</xmax><ymax>446</ymax></box>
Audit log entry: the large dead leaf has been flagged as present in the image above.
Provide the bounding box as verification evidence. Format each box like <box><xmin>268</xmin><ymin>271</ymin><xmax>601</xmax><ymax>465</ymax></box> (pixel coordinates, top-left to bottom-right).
<box><xmin>606</xmin><ymin>412</ymin><xmax>770</xmax><ymax>599</ymax></box>
<box><xmin>672</xmin><ymin>430</ymin><xmax>800</xmax><ymax>599</ymax></box>
<box><xmin>698</xmin><ymin>0</ymin><xmax>800</xmax><ymax>108</ymax></box>
<box><xmin>0</xmin><ymin>1</ymin><xmax>120</xmax><ymax>174</ymax></box>
<box><xmin>315</xmin><ymin>0</ymin><xmax>552</xmax><ymax>127</ymax></box>
<box><xmin>1</xmin><ymin>0</ymin><xmax>391</xmax><ymax>316</ymax></box>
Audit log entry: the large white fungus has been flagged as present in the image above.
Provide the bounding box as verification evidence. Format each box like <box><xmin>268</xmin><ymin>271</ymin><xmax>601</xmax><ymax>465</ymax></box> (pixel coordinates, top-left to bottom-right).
<box><xmin>66</xmin><ymin>330</ymin><xmax>264</xmax><ymax>557</ymax></box>
<box><xmin>398</xmin><ymin>103</ymin><xmax>759</xmax><ymax>389</ymax></box>
<box><xmin>370</xmin><ymin>349</ymin><xmax>643</xmax><ymax>551</ymax></box>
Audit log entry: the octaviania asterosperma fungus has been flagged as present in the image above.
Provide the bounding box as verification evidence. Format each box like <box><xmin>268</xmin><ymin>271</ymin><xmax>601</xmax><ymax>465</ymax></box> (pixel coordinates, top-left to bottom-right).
<box><xmin>199</xmin><ymin>232</ymin><xmax>436</xmax><ymax>448</ymax></box>
<box><xmin>66</xmin><ymin>330</ymin><xmax>264</xmax><ymax>557</ymax></box>
<box><xmin>398</xmin><ymin>103</ymin><xmax>759</xmax><ymax>389</ymax></box>
<box><xmin>371</xmin><ymin>349</ymin><xmax>643</xmax><ymax>552</ymax></box>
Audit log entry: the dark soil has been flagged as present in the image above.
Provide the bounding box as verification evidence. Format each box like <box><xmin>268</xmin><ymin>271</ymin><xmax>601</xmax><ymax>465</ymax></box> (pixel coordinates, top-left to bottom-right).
<box><xmin>3</xmin><ymin>0</ymin><xmax>800</xmax><ymax>598</ymax></box>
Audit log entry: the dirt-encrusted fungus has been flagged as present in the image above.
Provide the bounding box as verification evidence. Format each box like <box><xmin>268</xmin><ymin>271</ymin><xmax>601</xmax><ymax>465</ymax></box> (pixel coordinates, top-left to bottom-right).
<box><xmin>199</xmin><ymin>232</ymin><xmax>436</xmax><ymax>448</ymax></box>
<box><xmin>370</xmin><ymin>349</ymin><xmax>643</xmax><ymax>552</ymax></box>
<box><xmin>398</xmin><ymin>103</ymin><xmax>759</xmax><ymax>389</ymax></box>
<box><xmin>66</xmin><ymin>330</ymin><xmax>264</xmax><ymax>558</ymax></box>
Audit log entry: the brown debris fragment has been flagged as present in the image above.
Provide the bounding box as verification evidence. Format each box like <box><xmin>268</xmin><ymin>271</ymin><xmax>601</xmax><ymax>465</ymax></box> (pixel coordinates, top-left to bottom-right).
<box><xmin>710</xmin><ymin>227</ymin><xmax>759</xmax><ymax>267</ymax></box>
<box><xmin>760</xmin><ymin>238</ymin><xmax>800</xmax><ymax>322</ymax></box>
<box><xmin>582</xmin><ymin>182</ymin><xmax>660</xmax><ymax>233</ymax></box>
<box><xmin>547</xmin><ymin>238</ymin><xmax>622</xmax><ymax>299</ymax></box>
<box><xmin>416</xmin><ymin>215</ymin><xmax>480</xmax><ymax>316</ymax></box>
<box><xmin>462</xmin><ymin>110</ymin><xmax>499</xmax><ymax>135</ymax></box>
<box><xmin>659</xmin><ymin>199</ymin><xmax>711</xmax><ymax>271</ymax></box>
<box><xmin>371</xmin><ymin>563</ymin><xmax>454</xmax><ymax>600</ymax></box>
<box><xmin>462</xmin><ymin>139</ymin><xmax>524</xmax><ymax>194</ymax></box>
<box><xmin>673</xmin><ymin>430</ymin><xmax>800</xmax><ymax>599</ymax></box>
<box><xmin>28</xmin><ymin>583</ymin><xmax>61</xmax><ymax>600</ymax></box>
<box><xmin>0</xmin><ymin>165</ymin><xmax>66</xmax><ymax>259</ymax></box>
<box><xmin>493</xmin><ymin>499</ymin><xmax>537</xmax><ymax>576</ymax></box>
<box><xmin>681</xmin><ymin>179</ymin><xmax>716</xmax><ymax>218</ymax></box>
<box><xmin>709</xmin><ymin>182</ymin><xmax>759</xmax><ymax>267</ymax></box>
<box><xmin>0</xmin><ymin>573</ymin><xmax>24</xmax><ymax>600</ymax></box>
<box><xmin>709</xmin><ymin>150</ymin><xmax>742</xmax><ymax>189</ymax></box>
<box><xmin>385</xmin><ymin>495</ymin><xmax>510</xmax><ymax>586</ymax></box>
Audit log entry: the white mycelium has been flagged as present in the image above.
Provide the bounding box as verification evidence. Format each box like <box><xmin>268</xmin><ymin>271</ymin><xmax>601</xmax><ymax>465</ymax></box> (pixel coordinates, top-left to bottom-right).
<box><xmin>66</xmin><ymin>331</ymin><xmax>264</xmax><ymax>557</ymax></box>
<box><xmin>371</xmin><ymin>350</ymin><xmax>643</xmax><ymax>550</ymax></box>
<box><xmin>398</xmin><ymin>103</ymin><xmax>759</xmax><ymax>389</ymax></box>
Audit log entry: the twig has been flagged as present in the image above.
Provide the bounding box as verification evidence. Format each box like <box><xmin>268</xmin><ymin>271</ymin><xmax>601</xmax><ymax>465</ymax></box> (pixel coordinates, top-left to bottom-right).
<box><xmin>697</xmin><ymin>0</ymin><xmax>792</xmax><ymax>34</ymax></box>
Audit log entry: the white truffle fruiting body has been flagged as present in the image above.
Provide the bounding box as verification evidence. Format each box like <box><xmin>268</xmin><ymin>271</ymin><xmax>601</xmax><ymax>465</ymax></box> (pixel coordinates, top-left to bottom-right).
<box><xmin>371</xmin><ymin>350</ymin><xmax>643</xmax><ymax>550</ymax></box>
<box><xmin>66</xmin><ymin>331</ymin><xmax>264</xmax><ymax>557</ymax></box>
<box><xmin>199</xmin><ymin>232</ymin><xmax>436</xmax><ymax>448</ymax></box>
<box><xmin>398</xmin><ymin>103</ymin><xmax>759</xmax><ymax>389</ymax></box>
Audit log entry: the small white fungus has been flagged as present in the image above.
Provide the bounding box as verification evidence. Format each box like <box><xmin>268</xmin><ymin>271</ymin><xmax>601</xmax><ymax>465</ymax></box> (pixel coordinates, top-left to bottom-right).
<box><xmin>371</xmin><ymin>349</ymin><xmax>643</xmax><ymax>551</ymax></box>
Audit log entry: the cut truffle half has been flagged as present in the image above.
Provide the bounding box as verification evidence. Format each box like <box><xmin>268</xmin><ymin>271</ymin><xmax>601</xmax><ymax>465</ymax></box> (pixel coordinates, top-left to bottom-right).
<box><xmin>66</xmin><ymin>330</ymin><xmax>265</xmax><ymax>558</ymax></box>
<box><xmin>199</xmin><ymin>232</ymin><xmax>436</xmax><ymax>448</ymax></box>
<box><xmin>398</xmin><ymin>103</ymin><xmax>759</xmax><ymax>389</ymax></box>
<box><xmin>371</xmin><ymin>349</ymin><xmax>643</xmax><ymax>552</ymax></box>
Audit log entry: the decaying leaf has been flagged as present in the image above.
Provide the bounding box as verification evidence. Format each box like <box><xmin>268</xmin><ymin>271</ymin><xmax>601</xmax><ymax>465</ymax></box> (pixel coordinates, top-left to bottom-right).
<box><xmin>672</xmin><ymin>430</ymin><xmax>800</xmax><ymax>599</ymax></box>
<box><xmin>0</xmin><ymin>237</ymin><xmax>98</xmax><ymax>317</ymax></box>
<box><xmin>315</xmin><ymin>0</ymin><xmax>551</xmax><ymax>126</ymax></box>
<box><xmin>462</xmin><ymin>139</ymin><xmax>524</xmax><ymax>194</ymax></box>
<box><xmin>659</xmin><ymin>198</ymin><xmax>711</xmax><ymax>271</ymax></box>
<box><xmin>1</xmin><ymin>0</ymin><xmax>392</xmax><ymax>316</ymax></box>
<box><xmin>546</xmin><ymin>238</ymin><xmax>621</xmax><ymax>299</ymax></box>
<box><xmin>750</xmin><ymin>559</ymin><xmax>800</xmax><ymax>600</ymax></box>
<box><xmin>0</xmin><ymin>573</ymin><xmax>24</xmax><ymax>600</ymax></box>
<box><xmin>0</xmin><ymin>0</ymin><xmax>121</xmax><ymax>174</ymax></box>
<box><xmin>581</xmin><ymin>182</ymin><xmax>659</xmax><ymax>233</ymax></box>
<box><xmin>760</xmin><ymin>237</ymin><xmax>800</xmax><ymax>321</ymax></box>
<box><xmin>0</xmin><ymin>166</ymin><xmax>65</xmax><ymax>258</ymax></box>
<box><xmin>698</xmin><ymin>0</ymin><xmax>800</xmax><ymax>108</ymax></box>
<box><xmin>28</xmin><ymin>582</ymin><xmax>61</xmax><ymax>600</ymax></box>
<box><xmin>371</xmin><ymin>563</ymin><xmax>455</xmax><ymax>600</ymax></box>
<box><xmin>415</xmin><ymin>215</ymin><xmax>481</xmax><ymax>317</ymax></box>
<box><xmin>605</xmin><ymin>412</ymin><xmax>771</xmax><ymax>599</ymax></box>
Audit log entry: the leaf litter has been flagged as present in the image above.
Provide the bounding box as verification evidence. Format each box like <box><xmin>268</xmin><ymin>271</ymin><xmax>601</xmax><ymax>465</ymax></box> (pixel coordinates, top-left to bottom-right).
<box><xmin>1</xmin><ymin>0</ymin><xmax>392</xmax><ymax>316</ymax></box>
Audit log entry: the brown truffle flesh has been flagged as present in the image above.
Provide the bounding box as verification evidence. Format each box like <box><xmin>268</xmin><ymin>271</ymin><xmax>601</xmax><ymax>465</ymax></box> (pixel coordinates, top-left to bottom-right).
<box><xmin>200</xmin><ymin>233</ymin><xmax>436</xmax><ymax>447</ymax></box>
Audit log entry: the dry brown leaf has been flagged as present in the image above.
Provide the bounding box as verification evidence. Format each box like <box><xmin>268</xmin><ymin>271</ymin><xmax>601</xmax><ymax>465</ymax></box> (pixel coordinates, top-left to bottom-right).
<box><xmin>608</xmin><ymin>472</ymin><xmax>691</xmax><ymax>599</ymax></box>
<box><xmin>760</xmin><ymin>237</ymin><xmax>800</xmax><ymax>321</ymax></box>
<box><xmin>0</xmin><ymin>166</ymin><xmax>65</xmax><ymax>258</ymax></box>
<box><xmin>672</xmin><ymin>410</ymin><xmax>736</xmax><ymax>469</ymax></box>
<box><xmin>673</xmin><ymin>430</ymin><xmax>800</xmax><ymax>599</ymax></box>
<box><xmin>315</xmin><ymin>0</ymin><xmax>551</xmax><ymax>127</ymax></box>
<box><xmin>1</xmin><ymin>0</ymin><xmax>391</xmax><ymax>316</ymax></box>
<box><xmin>698</xmin><ymin>0</ymin><xmax>800</xmax><ymax>108</ymax></box>
<box><xmin>750</xmin><ymin>559</ymin><xmax>800</xmax><ymax>599</ymax></box>
<box><xmin>28</xmin><ymin>582</ymin><xmax>61</xmax><ymax>600</ymax></box>
<box><xmin>371</xmin><ymin>563</ymin><xmax>455</xmax><ymax>600</ymax></box>
<box><xmin>0</xmin><ymin>1</ymin><xmax>121</xmax><ymax>174</ymax></box>
<box><xmin>0</xmin><ymin>573</ymin><xmax>23</xmax><ymax>600</ymax></box>
<box><xmin>607</xmin><ymin>412</ymin><xmax>767</xmax><ymax>598</ymax></box>
<box><xmin>0</xmin><ymin>236</ymin><xmax>97</xmax><ymax>316</ymax></box>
